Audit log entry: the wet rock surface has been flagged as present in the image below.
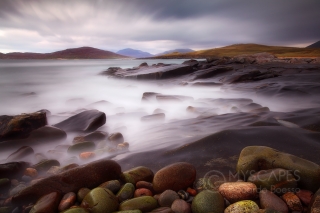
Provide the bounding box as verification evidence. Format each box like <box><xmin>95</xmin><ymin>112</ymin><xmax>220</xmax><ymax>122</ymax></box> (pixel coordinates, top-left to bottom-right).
<box><xmin>0</xmin><ymin>111</ymin><xmax>47</xmax><ymax>142</ymax></box>
<box><xmin>11</xmin><ymin>159</ymin><xmax>121</xmax><ymax>206</ymax></box>
<box><xmin>54</xmin><ymin>110</ymin><xmax>106</xmax><ymax>132</ymax></box>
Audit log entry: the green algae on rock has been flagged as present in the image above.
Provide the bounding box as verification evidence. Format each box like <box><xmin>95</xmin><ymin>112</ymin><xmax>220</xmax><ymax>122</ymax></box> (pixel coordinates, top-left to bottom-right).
<box><xmin>12</xmin><ymin>159</ymin><xmax>121</xmax><ymax>206</ymax></box>
<box><xmin>81</xmin><ymin>188</ymin><xmax>118</xmax><ymax>213</ymax></box>
<box><xmin>191</xmin><ymin>190</ymin><xmax>224</xmax><ymax>213</ymax></box>
<box><xmin>121</xmin><ymin>166</ymin><xmax>154</xmax><ymax>185</ymax></box>
<box><xmin>224</xmin><ymin>200</ymin><xmax>259</xmax><ymax>213</ymax></box>
<box><xmin>236</xmin><ymin>146</ymin><xmax>320</xmax><ymax>192</ymax></box>
<box><xmin>119</xmin><ymin>196</ymin><xmax>158</xmax><ymax>212</ymax></box>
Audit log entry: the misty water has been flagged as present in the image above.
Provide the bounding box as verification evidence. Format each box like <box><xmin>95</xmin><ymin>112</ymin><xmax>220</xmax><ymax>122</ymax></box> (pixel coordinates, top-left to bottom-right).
<box><xmin>0</xmin><ymin>59</ymin><xmax>317</xmax><ymax>165</ymax></box>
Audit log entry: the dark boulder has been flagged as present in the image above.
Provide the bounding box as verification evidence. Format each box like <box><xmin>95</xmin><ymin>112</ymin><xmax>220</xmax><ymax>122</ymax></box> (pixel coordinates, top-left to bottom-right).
<box><xmin>12</xmin><ymin>159</ymin><xmax>122</xmax><ymax>206</ymax></box>
<box><xmin>0</xmin><ymin>112</ymin><xmax>47</xmax><ymax>142</ymax></box>
<box><xmin>54</xmin><ymin>110</ymin><xmax>106</xmax><ymax>132</ymax></box>
<box><xmin>0</xmin><ymin>161</ymin><xmax>29</xmax><ymax>179</ymax></box>
<box><xmin>105</xmin><ymin>64</ymin><xmax>194</xmax><ymax>80</ymax></box>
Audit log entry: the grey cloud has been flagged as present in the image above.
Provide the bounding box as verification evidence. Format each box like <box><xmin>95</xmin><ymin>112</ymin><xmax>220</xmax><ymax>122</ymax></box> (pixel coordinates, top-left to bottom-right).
<box><xmin>0</xmin><ymin>0</ymin><xmax>319</xmax><ymax>53</ymax></box>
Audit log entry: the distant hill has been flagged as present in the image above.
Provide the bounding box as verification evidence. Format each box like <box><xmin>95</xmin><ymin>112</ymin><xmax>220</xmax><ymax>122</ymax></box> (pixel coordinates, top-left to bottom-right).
<box><xmin>116</xmin><ymin>48</ymin><xmax>153</xmax><ymax>58</ymax></box>
<box><xmin>306</xmin><ymin>41</ymin><xmax>320</xmax><ymax>48</ymax></box>
<box><xmin>156</xmin><ymin>48</ymin><xmax>194</xmax><ymax>56</ymax></box>
<box><xmin>152</xmin><ymin>44</ymin><xmax>320</xmax><ymax>58</ymax></box>
<box><xmin>0</xmin><ymin>47</ymin><xmax>129</xmax><ymax>59</ymax></box>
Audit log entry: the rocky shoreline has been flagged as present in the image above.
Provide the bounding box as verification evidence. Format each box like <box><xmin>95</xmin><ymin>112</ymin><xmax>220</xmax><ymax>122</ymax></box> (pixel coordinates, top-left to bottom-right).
<box><xmin>1</xmin><ymin>53</ymin><xmax>320</xmax><ymax>212</ymax></box>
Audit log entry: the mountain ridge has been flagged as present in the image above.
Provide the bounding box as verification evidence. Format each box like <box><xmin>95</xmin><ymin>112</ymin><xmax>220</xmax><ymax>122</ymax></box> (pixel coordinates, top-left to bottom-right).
<box><xmin>116</xmin><ymin>48</ymin><xmax>153</xmax><ymax>58</ymax></box>
<box><xmin>156</xmin><ymin>48</ymin><xmax>194</xmax><ymax>56</ymax></box>
<box><xmin>0</xmin><ymin>46</ymin><xmax>129</xmax><ymax>59</ymax></box>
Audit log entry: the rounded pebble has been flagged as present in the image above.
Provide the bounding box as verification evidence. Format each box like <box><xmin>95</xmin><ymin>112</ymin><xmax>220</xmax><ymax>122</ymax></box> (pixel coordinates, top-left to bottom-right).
<box><xmin>134</xmin><ymin>188</ymin><xmax>153</xmax><ymax>197</ymax></box>
<box><xmin>219</xmin><ymin>182</ymin><xmax>257</xmax><ymax>203</ymax></box>
<box><xmin>171</xmin><ymin>199</ymin><xmax>191</xmax><ymax>213</ymax></box>
<box><xmin>153</xmin><ymin>162</ymin><xmax>196</xmax><ymax>193</ymax></box>
<box><xmin>158</xmin><ymin>190</ymin><xmax>179</xmax><ymax>207</ymax></box>
<box><xmin>191</xmin><ymin>190</ymin><xmax>224</xmax><ymax>213</ymax></box>
<box><xmin>224</xmin><ymin>200</ymin><xmax>259</xmax><ymax>213</ymax></box>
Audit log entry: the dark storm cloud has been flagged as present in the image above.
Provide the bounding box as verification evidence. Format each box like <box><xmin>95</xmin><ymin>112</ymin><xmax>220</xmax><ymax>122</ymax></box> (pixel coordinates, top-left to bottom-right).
<box><xmin>0</xmin><ymin>0</ymin><xmax>319</xmax><ymax>53</ymax></box>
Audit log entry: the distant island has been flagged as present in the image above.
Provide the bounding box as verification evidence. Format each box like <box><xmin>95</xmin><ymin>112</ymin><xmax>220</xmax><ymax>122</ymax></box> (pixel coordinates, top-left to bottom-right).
<box><xmin>1</xmin><ymin>42</ymin><xmax>320</xmax><ymax>60</ymax></box>
<box><xmin>0</xmin><ymin>47</ymin><xmax>129</xmax><ymax>60</ymax></box>
<box><xmin>116</xmin><ymin>48</ymin><xmax>154</xmax><ymax>58</ymax></box>
<box><xmin>151</xmin><ymin>43</ymin><xmax>320</xmax><ymax>59</ymax></box>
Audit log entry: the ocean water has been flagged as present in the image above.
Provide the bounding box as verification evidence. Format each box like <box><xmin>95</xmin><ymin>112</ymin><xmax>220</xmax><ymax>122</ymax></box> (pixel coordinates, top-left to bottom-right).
<box><xmin>1</xmin><ymin>59</ymin><xmax>317</xmax><ymax>165</ymax></box>
<box><xmin>0</xmin><ymin>59</ymin><xmax>229</xmax><ymax>163</ymax></box>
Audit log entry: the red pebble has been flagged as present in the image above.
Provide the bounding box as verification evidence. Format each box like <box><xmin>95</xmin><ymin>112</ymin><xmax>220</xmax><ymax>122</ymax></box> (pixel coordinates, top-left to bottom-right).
<box><xmin>134</xmin><ymin>188</ymin><xmax>153</xmax><ymax>197</ymax></box>
<box><xmin>187</xmin><ymin>187</ymin><xmax>197</xmax><ymax>196</ymax></box>
<box><xmin>79</xmin><ymin>152</ymin><xmax>95</xmax><ymax>160</ymax></box>
<box><xmin>296</xmin><ymin>189</ymin><xmax>313</xmax><ymax>206</ymax></box>
<box><xmin>136</xmin><ymin>181</ymin><xmax>154</xmax><ymax>192</ymax></box>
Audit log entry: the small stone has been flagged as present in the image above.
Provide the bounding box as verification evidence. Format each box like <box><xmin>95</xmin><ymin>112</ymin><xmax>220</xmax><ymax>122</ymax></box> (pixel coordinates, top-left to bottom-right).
<box><xmin>119</xmin><ymin>196</ymin><xmax>158</xmax><ymax>212</ymax></box>
<box><xmin>99</xmin><ymin>180</ymin><xmax>121</xmax><ymax>194</ymax></box>
<box><xmin>116</xmin><ymin>183</ymin><xmax>135</xmax><ymax>203</ymax></box>
<box><xmin>153</xmin><ymin>162</ymin><xmax>196</xmax><ymax>193</ymax></box>
<box><xmin>32</xmin><ymin>159</ymin><xmax>60</xmax><ymax>174</ymax></box>
<box><xmin>177</xmin><ymin>190</ymin><xmax>189</xmax><ymax>200</ymax></box>
<box><xmin>158</xmin><ymin>190</ymin><xmax>179</xmax><ymax>207</ymax></box>
<box><xmin>81</xmin><ymin>188</ymin><xmax>119</xmax><ymax>213</ymax></box>
<box><xmin>58</xmin><ymin>192</ymin><xmax>76</xmax><ymax>212</ymax></box>
<box><xmin>24</xmin><ymin>168</ymin><xmax>38</xmax><ymax>178</ymax></box>
<box><xmin>9</xmin><ymin>184</ymin><xmax>27</xmax><ymax>197</ymax></box>
<box><xmin>122</xmin><ymin>166</ymin><xmax>154</xmax><ymax>185</ymax></box>
<box><xmin>79</xmin><ymin>152</ymin><xmax>95</xmax><ymax>160</ymax></box>
<box><xmin>171</xmin><ymin>199</ymin><xmax>191</xmax><ymax>213</ymax></box>
<box><xmin>11</xmin><ymin>179</ymin><xmax>19</xmax><ymax>186</ymax></box>
<box><xmin>113</xmin><ymin>211</ymin><xmax>142</xmax><ymax>213</ymax></box>
<box><xmin>134</xmin><ymin>188</ymin><xmax>153</xmax><ymax>197</ymax></box>
<box><xmin>218</xmin><ymin>182</ymin><xmax>257</xmax><ymax>203</ymax></box>
<box><xmin>108</xmin><ymin>132</ymin><xmax>124</xmax><ymax>145</ymax></box>
<box><xmin>224</xmin><ymin>200</ymin><xmax>259</xmax><ymax>213</ymax></box>
<box><xmin>117</xmin><ymin>142</ymin><xmax>129</xmax><ymax>150</ymax></box>
<box><xmin>186</xmin><ymin>187</ymin><xmax>197</xmax><ymax>196</ymax></box>
<box><xmin>281</xmin><ymin>192</ymin><xmax>303</xmax><ymax>212</ymax></box>
<box><xmin>77</xmin><ymin>188</ymin><xmax>91</xmax><ymax>203</ymax></box>
<box><xmin>191</xmin><ymin>190</ymin><xmax>224</xmax><ymax>213</ymax></box>
<box><xmin>136</xmin><ymin>181</ymin><xmax>154</xmax><ymax>192</ymax></box>
<box><xmin>29</xmin><ymin>192</ymin><xmax>61</xmax><ymax>213</ymax></box>
<box><xmin>259</xmin><ymin>190</ymin><xmax>288</xmax><ymax>213</ymax></box>
<box><xmin>46</xmin><ymin>166</ymin><xmax>60</xmax><ymax>175</ymax></box>
<box><xmin>67</xmin><ymin>142</ymin><xmax>96</xmax><ymax>155</ymax></box>
<box><xmin>295</xmin><ymin>189</ymin><xmax>313</xmax><ymax>206</ymax></box>
<box><xmin>21</xmin><ymin>175</ymin><xmax>32</xmax><ymax>183</ymax></box>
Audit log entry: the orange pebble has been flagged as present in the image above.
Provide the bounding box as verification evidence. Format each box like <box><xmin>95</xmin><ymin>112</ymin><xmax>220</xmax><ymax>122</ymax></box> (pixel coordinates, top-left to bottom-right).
<box><xmin>187</xmin><ymin>187</ymin><xmax>197</xmax><ymax>196</ymax></box>
<box><xmin>134</xmin><ymin>188</ymin><xmax>153</xmax><ymax>197</ymax></box>
<box><xmin>24</xmin><ymin>168</ymin><xmax>38</xmax><ymax>178</ymax></box>
<box><xmin>79</xmin><ymin>152</ymin><xmax>95</xmax><ymax>159</ymax></box>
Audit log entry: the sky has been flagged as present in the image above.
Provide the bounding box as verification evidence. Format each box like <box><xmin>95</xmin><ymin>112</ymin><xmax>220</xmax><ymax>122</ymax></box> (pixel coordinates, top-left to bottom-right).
<box><xmin>0</xmin><ymin>0</ymin><xmax>319</xmax><ymax>54</ymax></box>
